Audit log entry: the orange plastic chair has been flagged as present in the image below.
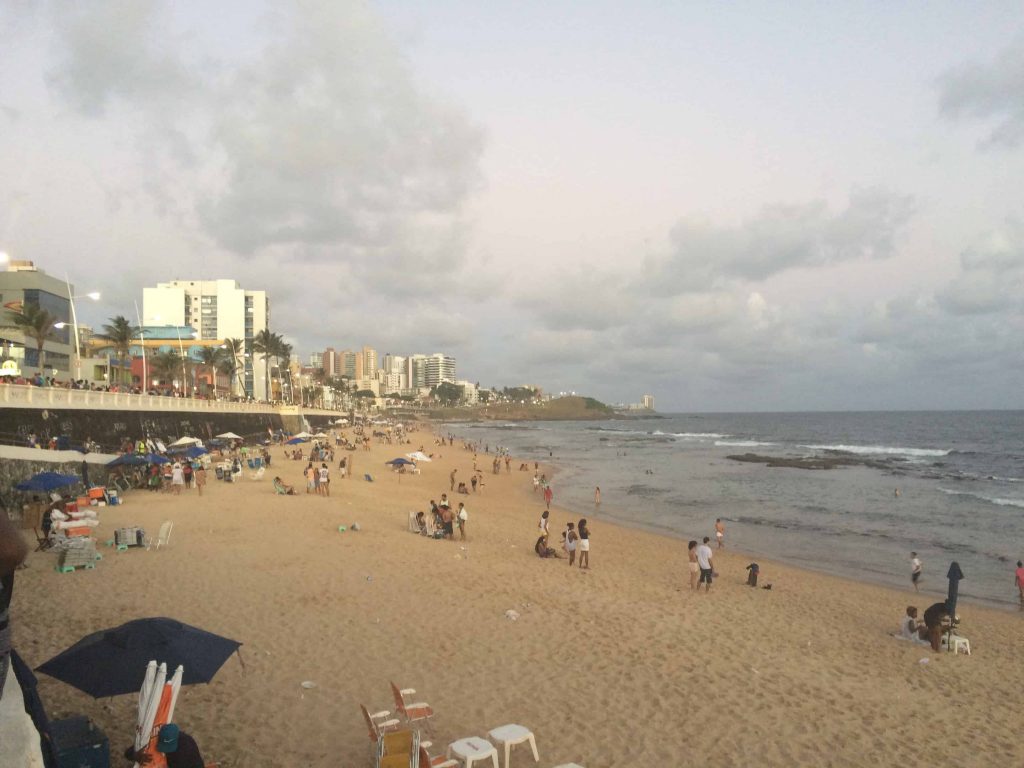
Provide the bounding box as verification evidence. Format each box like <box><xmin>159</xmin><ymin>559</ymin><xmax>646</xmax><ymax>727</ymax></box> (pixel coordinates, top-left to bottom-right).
<box><xmin>360</xmin><ymin>703</ymin><xmax>399</xmax><ymax>744</ymax></box>
<box><xmin>389</xmin><ymin>681</ymin><xmax>434</xmax><ymax>734</ymax></box>
<box><xmin>419</xmin><ymin>745</ymin><xmax>460</xmax><ymax>768</ymax></box>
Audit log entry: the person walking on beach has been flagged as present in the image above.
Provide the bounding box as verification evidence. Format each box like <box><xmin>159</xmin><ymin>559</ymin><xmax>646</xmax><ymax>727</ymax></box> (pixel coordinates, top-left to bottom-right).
<box><xmin>319</xmin><ymin>463</ymin><xmax>330</xmax><ymax>497</ymax></box>
<box><xmin>1015</xmin><ymin>560</ymin><xmax>1024</xmax><ymax>606</ymax></box>
<box><xmin>594</xmin><ymin>486</ymin><xmax>601</xmax><ymax>507</ymax></box>
<box><xmin>687</xmin><ymin>540</ymin><xmax>699</xmax><ymax>591</ymax></box>
<box><xmin>533</xmin><ymin>473</ymin><xmax>540</xmax><ymax>493</ymax></box>
<box><xmin>696</xmin><ymin>537</ymin><xmax>714</xmax><ymax>592</ymax></box>
<box><xmin>457</xmin><ymin>502</ymin><xmax>467</xmax><ymax>540</ymax></box>
<box><xmin>305</xmin><ymin>463</ymin><xmax>316</xmax><ymax>494</ymax></box>
<box><xmin>471</xmin><ymin>474</ymin><xmax>478</xmax><ymax>493</ymax></box>
<box><xmin>543</xmin><ymin>485</ymin><xmax>553</xmax><ymax>511</ymax></box>
<box><xmin>450</xmin><ymin>469</ymin><xmax>457</xmax><ymax>491</ymax></box>
<box><xmin>171</xmin><ymin>462</ymin><xmax>184</xmax><ymax>495</ymax></box>
<box><xmin>195</xmin><ymin>464</ymin><xmax>207</xmax><ymax>497</ymax></box>
<box><xmin>911</xmin><ymin>552</ymin><xmax>923</xmax><ymax>592</ymax></box>
<box><xmin>182</xmin><ymin>460</ymin><xmax>193</xmax><ymax>490</ymax></box>
<box><xmin>715</xmin><ymin>518</ymin><xmax>725</xmax><ymax>549</ymax></box>
<box><xmin>538</xmin><ymin>510</ymin><xmax>550</xmax><ymax>540</ymax></box>
<box><xmin>577</xmin><ymin>519</ymin><xmax>591</xmax><ymax>569</ymax></box>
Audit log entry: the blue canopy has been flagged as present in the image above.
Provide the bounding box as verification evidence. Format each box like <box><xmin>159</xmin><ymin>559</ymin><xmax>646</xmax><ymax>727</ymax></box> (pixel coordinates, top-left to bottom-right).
<box><xmin>107</xmin><ymin>454</ymin><xmax>149</xmax><ymax>467</ymax></box>
<box><xmin>15</xmin><ymin>472</ymin><xmax>80</xmax><ymax>492</ymax></box>
<box><xmin>145</xmin><ymin>453</ymin><xmax>171</xmax><ymax>465</ymax></box>
<box><xmin>285</xmin><ymin>437</ymin><xmax>306</xmax><ymax>445</ymax></box>
<box><xmin>183</xmin><ymin>446</ymin><xmax>208</xmax><ymax>458</ymax></box>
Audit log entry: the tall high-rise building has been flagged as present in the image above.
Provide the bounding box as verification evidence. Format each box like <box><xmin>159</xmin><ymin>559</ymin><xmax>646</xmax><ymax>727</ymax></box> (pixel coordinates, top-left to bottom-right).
<box><xmin>321</xmin><ymin>347</ymin><xmax>338</xmax><ymax>376</ymax></box>
<box><xmin>641</xmin><ymin>394</ymin><xmax>655</xmax><ymax>410</ymax></box>
<box><xmin>423</xmin><ymin>354</ymin><xmax>456</xmax><ymax>388</ymax></box>
<box><xmin>143</xmin><ymin>279</ymin><xmax>270</xmax><ymax>400</ymax></box>
<box><xmin>338</xmin><ymin>350</ymin><xmax>357</xmax><ymax>379</ymax></box>
<box><xmin>309</xmin><ymin>352</ymin><xmax>324</xmax><ymax>369</ymax></box>
<box><xmin>408</xmin><ymin>354</ymin><xmax>427</xmax><ymax>389</ymax></box>
<box><xmin>361</xmin><ymin>345</ymin><xmax>378</xmax><ymax>380</ymax></box>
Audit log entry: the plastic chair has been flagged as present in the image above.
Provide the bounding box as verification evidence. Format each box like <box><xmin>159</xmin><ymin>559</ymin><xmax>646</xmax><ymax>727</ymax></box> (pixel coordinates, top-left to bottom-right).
<box><xmin>390</xmin><ymin>681</ymin><xmax>434</xmax><ymax>734</ymax></box>
<box><xmin>146</xmin><ymin>521</ymin><xmax>173</xmax><ymax>551</ymax></box>
<box><xmin>360</xmin><ymin>704</ymin><xmax>400</xmax><ymax>744</ymax></box>
<box><xmin>420</xmin><ymin>745</ymin><xmax>459</xmax><ymax>768</ymax></box>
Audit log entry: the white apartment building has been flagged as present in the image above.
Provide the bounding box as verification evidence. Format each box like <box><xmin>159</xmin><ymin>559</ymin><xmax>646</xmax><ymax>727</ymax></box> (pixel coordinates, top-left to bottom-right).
<box><xmin>424</xmin><ymin>354</ymin><xmax>456</xmax><ymax>388</ymax></box>
<box><xmin>143</xmin><ymin>279</ymin><xmax>270</xmax><ymax>400</ymax></box>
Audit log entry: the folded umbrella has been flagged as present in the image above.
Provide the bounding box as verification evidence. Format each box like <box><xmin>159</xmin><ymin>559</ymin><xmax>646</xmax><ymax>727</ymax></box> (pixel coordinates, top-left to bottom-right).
<box><xmin>36</xmin><ymin>617</ymin><xmax>242</xmax><ymax>698</ymax></box>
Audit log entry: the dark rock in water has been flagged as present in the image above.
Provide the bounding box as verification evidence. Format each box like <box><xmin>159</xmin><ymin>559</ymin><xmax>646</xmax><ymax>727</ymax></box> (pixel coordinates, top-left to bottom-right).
<box><xmin>726</xmin><ymin>453</ymin><xmax>890</xmax><ymax>471</ymax></box>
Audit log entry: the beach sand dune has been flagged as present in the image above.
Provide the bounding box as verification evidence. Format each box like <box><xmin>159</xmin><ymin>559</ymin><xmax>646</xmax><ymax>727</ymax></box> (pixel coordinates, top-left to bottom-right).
<box><xmin>12</xmin><ymin>437</ymin><xmax>1024</xmax><ymax>767</ymax></box>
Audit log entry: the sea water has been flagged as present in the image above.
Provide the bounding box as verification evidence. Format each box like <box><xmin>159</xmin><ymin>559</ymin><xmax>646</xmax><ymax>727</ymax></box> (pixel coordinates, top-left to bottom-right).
<box><xmin>444</xmin><ymin>411</ymin><xmax>1024</xmax><ymax>609</ymax></box>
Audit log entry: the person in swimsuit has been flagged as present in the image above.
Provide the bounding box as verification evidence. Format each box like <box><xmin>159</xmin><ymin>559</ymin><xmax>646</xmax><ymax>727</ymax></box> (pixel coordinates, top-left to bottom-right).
<box><xmin>577</xmin><ymin>518</ymin><xmax>590</xmax><ymax>569</ymax></box>
<box><xmin>687</xmin><ymin>540</ymin><xmax>700</xmax><ymax>591</ymax></box>
<box><xmin>564</xmin><ymin>522</ymin><xmax>578</xmax><ymax>567</ymax></box>
<box><xmin>715</xmin><ymin>518</ymin><xmax>725</xmax><ymax>549</ymax></box>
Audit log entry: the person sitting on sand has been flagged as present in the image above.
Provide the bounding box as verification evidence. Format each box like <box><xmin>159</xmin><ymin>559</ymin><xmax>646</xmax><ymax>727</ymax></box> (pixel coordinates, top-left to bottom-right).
<box><xmin>273</xmin><ymin>477</ymin><xmax>296</xmax><ymax>495</ymax></box>
<box><xmin>457</xmin><ymin>481</ymin><xmax>469</xmax><ymax>494</ymax></box>
<box><xmin>124</xmin><ymin>724</ymin><xmax>205</xmax><ymax>768</ymax></box>
<box><xmin>535</xmin><ymin>535</ymin><xmax>561</xmax><ymax>558</ymax></box>
<box><xmin>898</xmin><ymin>606</ymin><xmax>924</xmax><ymax>641</ymax></box>
<box><xmin>415</xmin><ymin>511</ymin><xmax>428</xmax><ymax>535</ymax></box>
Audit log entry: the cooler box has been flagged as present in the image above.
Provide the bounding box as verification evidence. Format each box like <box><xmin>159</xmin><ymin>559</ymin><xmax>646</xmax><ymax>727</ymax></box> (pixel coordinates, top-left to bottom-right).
<box><xmin>76</xmin><ymin>496</ymin><xmax>91</xmax><ymax>508</ymax></box>
<box><xmin>65</xmin><ymin>526</ymin><xmax>92</xmax><ymax>538</ymax></box>
<box><xmin>107</xmin><ymin>489</ymin><xmax>120</xmax><ymax>505</ymax></box>
<box><xmin>50</xmin><ymin>716</ymin><xmax>110</xmax><ymax>768</ymax></box>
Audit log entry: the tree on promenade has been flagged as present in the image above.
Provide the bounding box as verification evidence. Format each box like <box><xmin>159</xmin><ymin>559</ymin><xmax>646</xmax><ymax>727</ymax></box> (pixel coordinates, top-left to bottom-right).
<box><xmin>96</xmin><ymin>315</ymin><xmax>139</xmax><ymax>386</ymax></box>
<box><xmin>151</xmin><ymin>349</ymin><xmax>183</xmax><ymax>389</ymax></box>
<box><xmin>196</xmin><ymin>346</ymin><xmax>223</xmax><ymax>398</ymax></box>
<box><xmin>276</xmin><ymin>339</ymin><xmax>293</xmax><ymax>403</ymax></box>
<box><xmin>252</xmin><ymin>329</ymin><xmax>275</xmax><ymax>402</ymax></box>
<box><xmin>220</xmin><ymin>337</ymin><xmax>245</xmax><ymax>398</ymax></box>
<box><xmin>4</xmin><ymin>304</ymin><xmax>60</xmax><ymax>374</ymax></box>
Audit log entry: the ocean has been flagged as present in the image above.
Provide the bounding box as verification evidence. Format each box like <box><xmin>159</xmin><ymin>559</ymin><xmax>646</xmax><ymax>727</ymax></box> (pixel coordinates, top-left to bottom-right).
<box><xmin>443</xmin><ymin>411</ymin><xmax>1024</xmax><ymax>610</ymax></box>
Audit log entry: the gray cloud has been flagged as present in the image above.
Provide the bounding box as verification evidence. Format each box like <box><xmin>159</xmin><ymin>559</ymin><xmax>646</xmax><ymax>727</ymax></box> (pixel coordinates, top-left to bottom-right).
<box><xmin>939</xmin><ymin>37</ymin><xmax>1024</xmax><ymax>148</ymax></box>
<box><xmin>937</xmin><ymin>219</ymin><xmax>1024</xmax><ymax>315</ymax></box>
<box><xmin>646</xmin><ymin>188</ymin><xmax>914</xmax><ymax>293</ymax></box>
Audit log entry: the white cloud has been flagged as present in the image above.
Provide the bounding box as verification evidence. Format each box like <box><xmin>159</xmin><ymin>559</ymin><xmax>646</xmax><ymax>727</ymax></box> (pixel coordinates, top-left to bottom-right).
<box><xmin>939</xmin><ymin>36</ymin><xmax>1024</xmax><ymax>149</ymax></box>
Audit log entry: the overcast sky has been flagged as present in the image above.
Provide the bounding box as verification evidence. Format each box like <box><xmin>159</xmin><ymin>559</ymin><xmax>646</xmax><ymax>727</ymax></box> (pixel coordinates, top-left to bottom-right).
<box><xmin>2</xmin><ymin>1</ymin><xmax>1023</xmax><ymax>411</ymax></box>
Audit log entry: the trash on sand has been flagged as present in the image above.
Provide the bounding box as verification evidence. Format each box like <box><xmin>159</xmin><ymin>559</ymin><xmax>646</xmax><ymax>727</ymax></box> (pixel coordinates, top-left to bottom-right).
<box><xmin>505</xmin><ymin>609</ymin><xmax>520</xmax><ymax>621</ymax></box>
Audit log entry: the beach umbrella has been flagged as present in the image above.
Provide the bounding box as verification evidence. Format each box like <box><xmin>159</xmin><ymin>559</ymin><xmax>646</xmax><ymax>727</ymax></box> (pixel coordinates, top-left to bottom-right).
<box><xmin>15</xmin><ymin>472</ymin><xmax>80</xmax><ymax>492</ymax></box>
<box><xmin>386</xmin><ymin>458</ymin><xmax>415</xmax><ymax>466</ymax></box>
<box><xmin>285</xmin><ymin>437</ymin><xmax>305</xmax><ymax>445</ymax></box>
<box><xmin>406</xmin><ymin>451</ymin><xmax>432</xmax><ymax>462</ymax></box>
<box><xmin>107</xmin><ymin>454</ymin><xmax>149</xmax><ymax>467</ymax></box>
<box><xmin>293</xmin><ymin>431</ymin><xmax>313</xmax><ymax>439</ymax></box>
<box><xmin>216</xmin><ymin>432</ymin><xmax>243</xmax><ymax>440</ymax></box>
<box><xmin>313</xmin><ymin>432</ymin><xmax>329</xmax><ymax>438</ymax></box>
<box><xmin>145</xmin><ymin>453</ymin><xmax>170</xmax><ymax>465</ymax></box>
<box><xmin>168</xmin><ymin>436</ymin><xmax>201</xmax><ymax>447</ymax></box>
<box><xmin>183</xmin><ymin>446</ymin><xmax>208</xmax><ymax>458</ymax></box>
<box><xmin>36</xmin><ymin>617</ymin><xmax>242</xmax><ymax>698</ymax></box>
<box><xmin>946</xmin><ymin>561</ymin><xmax>964</xmax><ymax>617</ymax></box>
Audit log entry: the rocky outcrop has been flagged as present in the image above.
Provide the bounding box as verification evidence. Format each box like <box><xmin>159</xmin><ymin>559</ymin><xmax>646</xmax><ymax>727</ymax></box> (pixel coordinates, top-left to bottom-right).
<box><xmin>726</xmin><ymin>452</ymin><xmax>891</xmax><ymax>471</ymax></box>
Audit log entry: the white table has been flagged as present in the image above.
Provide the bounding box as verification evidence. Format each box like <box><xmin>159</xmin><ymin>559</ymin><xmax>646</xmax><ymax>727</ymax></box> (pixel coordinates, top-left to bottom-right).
<box><xmin>447</xmin><ymin>737</ymin><xmax>499</xmax><ymax>768</ymax></box>
<box><xmin>486</xmin><ymin>724</ymin><xmax>539</xmax><ymax>768</ymax></box>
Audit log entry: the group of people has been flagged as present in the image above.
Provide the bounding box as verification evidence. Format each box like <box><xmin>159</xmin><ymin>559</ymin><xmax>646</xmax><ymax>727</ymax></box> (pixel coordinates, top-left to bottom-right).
<box><xmin>535</xmin><ymin>509</ymin><xmax>591</xmax><ymax>568</ymax></box>
<box><xmin>303</xmin><ymin>462</ymin><xmax>332</xmax><ymax>496</ymax></box>
<box><xmin>418</xmin><ymin>494</ymin><xmax>468</xmax><ymax>540</ymax></box>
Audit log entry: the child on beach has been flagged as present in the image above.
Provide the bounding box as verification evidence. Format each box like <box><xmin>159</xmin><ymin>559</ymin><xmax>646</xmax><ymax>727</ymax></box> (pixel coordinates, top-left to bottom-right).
<box><xmin>563</xmin><ymin>522</ymin><xmax>578</xmax><ymax>566</ymax></box>
<box><xmin>687</xmin><ymin>540</ymin><xmax>699</xmax><ymax>590</ymax></box>
<box><xmin>538</xmin><ymin>510</ymin><xmax>550</xmax><ymax>540</ymax></box>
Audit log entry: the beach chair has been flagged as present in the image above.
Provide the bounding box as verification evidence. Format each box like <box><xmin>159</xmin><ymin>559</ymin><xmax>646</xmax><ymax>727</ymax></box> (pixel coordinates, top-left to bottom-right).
<box><xmin>419</xmin><ymin>745</ymin><xmax>459</xmax><ymax>768</ymax></box>
<box><xmin>360</xmin><ymin>704</ymin><xmax>400</xmax><ymax>745</ymax></box>
<box><xmin>246</xmin><ymin>458</ymin><xmax>256</xmax><ymax>470</ymax></box>
<box><xmin>146</xmin><ymin>521</ymin><xmax>173</xmax><ymax>551</ymax></box>
<box><xmin>27</xmin><ymin>505</ymin><xmax>53</xmax><ymax>552</ymax></box>
<box><xmin>249</xmin><ymin>466</ymin><xmax>265</xmax><ymax>481</ymax></box>
<box><xmin>364</xmin><ymin>473</ymin><xmax>374</xmax><ymax>482</ymax></box>
<box><xmin>389</xmin><ymin>682</ymin><xmax>434</xmax><ymax>734</ymax></box>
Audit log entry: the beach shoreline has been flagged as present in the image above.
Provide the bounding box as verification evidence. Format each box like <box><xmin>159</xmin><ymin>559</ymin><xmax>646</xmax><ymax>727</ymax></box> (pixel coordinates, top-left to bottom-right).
<box><xmin>9</xmin><ymin>430</ymin><xmax>1024</xmax><ymax>767</ymax></box>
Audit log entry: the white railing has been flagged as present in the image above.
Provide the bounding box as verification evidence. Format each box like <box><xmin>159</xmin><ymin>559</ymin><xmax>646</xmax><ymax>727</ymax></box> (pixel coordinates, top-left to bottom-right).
<box><xmin>0</xmin><ymin>384</ymin><xmax>343</xmax><ymax>417</ymax></box>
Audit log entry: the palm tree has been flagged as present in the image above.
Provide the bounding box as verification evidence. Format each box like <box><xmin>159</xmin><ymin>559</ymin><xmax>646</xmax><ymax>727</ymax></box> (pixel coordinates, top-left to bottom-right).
<box><xmin>151</xmin><ymin>349</ymin><xmax>182</xmax><ymax>389</ymax></box>
<box><xmin>196</xmin><ymin>346</ymin><xmax>223</xmax><ymax>398</ymax></box>
<box><xmin>276</xmin><ymin>339</ymin><xmax>293</xmax><ymax>403</ymax></box>
<box><xmin>4</xmin><ymin>304</ymin><xmax>60</xmax><ymax>375</ymax></box>
<box><xmin>252</xmin><ymin>329</ymin><xmax>275</xmax><ymax>402</ymax></box>
<box><xmin>222</xmin><ymin>338</ymin><xmax>245</xmax><ymax>397</ymax></box>
<box><xmin>96</xmin><ymin>315</ymin><xmax>139</xmax><ymax>386</ymax></box>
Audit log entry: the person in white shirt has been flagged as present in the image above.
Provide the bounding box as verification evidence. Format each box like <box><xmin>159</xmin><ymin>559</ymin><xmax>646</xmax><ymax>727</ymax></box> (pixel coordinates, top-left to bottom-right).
<box><xmin>696</xmin><ymin>537</ymin><xmax>714</xmax><ymax>592</ymax></box>
<box><xmin>910</xmin><ymin>552</ymin><xmax>922</xmax><ymax>592</ymax></box>
<box><xmin>318</xmin><ymin>463</ymin><xmax>330</xmax><ymax>497</ymax></box>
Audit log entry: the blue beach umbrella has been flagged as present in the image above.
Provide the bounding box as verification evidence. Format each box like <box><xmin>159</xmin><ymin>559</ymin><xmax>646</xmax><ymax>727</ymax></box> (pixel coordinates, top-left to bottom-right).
<box><xmin>107</xmin><ymin>454</ymin><xmax>148</xmax><ymax>467</ymax></box>
<box><xmin>15</xmin><ymin>472</ymin><xmax>81</xmax><ymax>492</ymax></box>
<box><xmin>145</xmin><ymin>453</ymin><xmax>171</xmax><ymax>465</ymax></box>
<box><xmin>385</xmin><ymin>458</ymin><xmax>415</xmax><ymax>466</ymax></box>
<box><xmin>36</xmin><ymin>617</ymin><xmax>242</xmax><ymax>698</ymax></box>
<box><xmin>183</xmin><ymin>446</ymin><xmax>208</xmax><ymax>458</ymax></box>
<box><xmin>285</xmin><ymin>437</ymin><xmax>305</xmax><ymax>445</ymax></box>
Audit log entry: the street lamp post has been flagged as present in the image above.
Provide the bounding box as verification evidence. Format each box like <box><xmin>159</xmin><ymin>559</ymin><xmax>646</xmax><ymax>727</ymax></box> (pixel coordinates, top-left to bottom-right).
<box><xmin>134</xmin><ymin>301</ymin><xmax>147</xmax><ymax>394</ymax></box>
<box><xmin>54</xmin><ymin>278</ymin><xmax>100</xmax><ymax>381</ymax></box>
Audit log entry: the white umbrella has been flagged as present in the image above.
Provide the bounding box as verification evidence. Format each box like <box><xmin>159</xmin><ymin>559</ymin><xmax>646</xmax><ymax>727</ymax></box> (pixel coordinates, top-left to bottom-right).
<box><xmin>216</xmin><ymin>432</ymin><xmax>243</xmax><ymax>440</ymax></box>
<box><xmin>168</xmin><ymin>436</ymin><xmax>200</xmax><ymax>447</ymax></box>
<box><xmin>293</xmin><ymin>431</ymin><xmax>313</xmax><ymax>439</ymax></box>
<box><xmin>334</xmin><ymin>418</ymin><xmax>348</xmax><ymax>425</ymax></box>
<box><xmin>313</xmin><ymin>432</ymin><xmax>328</xmax><ymax>438</ymax></box>
<box><xmin>406</xmin><ymin>451</ymin><xmax>432</xmax><ymax>462</ymax></box>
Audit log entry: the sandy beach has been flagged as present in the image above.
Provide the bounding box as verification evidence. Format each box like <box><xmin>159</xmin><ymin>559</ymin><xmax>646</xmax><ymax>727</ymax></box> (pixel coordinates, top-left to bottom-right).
<box><xmin>11</xmin><ymin>431</ymin><xmax>1024</xmax><ymax>768</ymax></box>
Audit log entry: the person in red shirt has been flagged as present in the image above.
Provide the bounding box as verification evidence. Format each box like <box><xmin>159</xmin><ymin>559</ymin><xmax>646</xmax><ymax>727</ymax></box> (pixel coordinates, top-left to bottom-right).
<box><xmin>1015</xmin><ymin>560</ymin><xmax>1024</xmax><ymax>606</ymax></box>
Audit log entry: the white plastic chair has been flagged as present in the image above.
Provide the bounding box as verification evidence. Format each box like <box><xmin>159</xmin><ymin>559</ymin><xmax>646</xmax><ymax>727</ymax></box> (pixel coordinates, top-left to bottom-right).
<box><xmin>249</xmin><ymin>466</ymin><xmax>265</xmax><ymax>481</ymax></box>
<box><xmin>147</xmin><ymin>521</ymin><xmax>173</xmax><ymax>550</ymax></box>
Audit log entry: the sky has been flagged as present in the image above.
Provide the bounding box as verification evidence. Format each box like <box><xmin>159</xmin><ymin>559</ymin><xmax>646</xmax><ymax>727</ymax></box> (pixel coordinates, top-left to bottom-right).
<box><xmin>1</xmin><ymin>1</ymin><xmax>1023</xmax><ymax>411</ymax></box>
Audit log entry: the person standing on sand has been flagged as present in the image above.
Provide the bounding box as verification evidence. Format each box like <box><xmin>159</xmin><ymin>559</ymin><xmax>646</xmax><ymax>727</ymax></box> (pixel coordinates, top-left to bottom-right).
<box><xmin>543</xmin><ymin>485</ymin><xmax>553</xmax><ymax>511</ymax></box>
<box><xmin>715</xmin><ymin>518</ymin><xmax>725</xmax><ymax>549</ymax></box>
<box><xmin>1015</xmin><ymin>560</ymin><xmax>1024</xmax><ymax>606</ymax></box>
<box><xmin>440</xmin><ymin>505</ymin><xmax>454</xmax><ymax>540</ymax></box>
<box><xmin>195</xmin><ymin>464</ymin><xmax>207</xmax><ymax>497</ymax></box>
<box><xmin>457</xmin><ymin>502</ymin><xmax>467</xmax><ymax>540</ymax></box>
<box><xmin>564</xmin><ymin>522</ymin><xmax>578</xmax><ymax>566</ymax></box>
<box><xmin>538</xmin><ymin>510</ymin><xmax>550</xmax><ymax>540</ymax></box>
<box><xmin>171</xmin><ymin>462</ymin><xmax>184</xmax><ymax>495</ymax></box>
<box><xmin>319</xmin><ymin>463</ymin><xmax>330</xmax><ymax>497</ymax></box>
<box><xmin>450</xmin><ymin>469</ymin><xmax>457</xmax><ymax>491</ymax></box>
<box><xmin>696</xmin><ymin>537</ymin><xmax>714</xmax><ymax>592</ymax></box>
<box><xmin>305</xmin><ymin>463</ymin><xmax>316</xmax><ymax>494</ymax></box>
<box><xmin>577</xmin><ymin>519</ymin><xmax>590</xmax><ymax>569</ymax></box>
<box><xmin>911</xmin><ymin>552</ymin><xmax>922</xmax><ymax>592</ymax></box>
<box><xmin>687</xmin><ymin>540</ymin><xmax>699</xmax><ymax>591</ymax></box>
<box><xmin>471</xmin><ymin>474</ymin><xmax>478</xmax><ymax>493</ymax></box>
<box><xmin>533</xmin><ymin>473</ymin><xmax>540</xmax><ymax>493</ymax></box>
<box><xmin>594</xmin><ymin>487</ymin><xmax>601</xmax><ymax>507</ymax></box>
